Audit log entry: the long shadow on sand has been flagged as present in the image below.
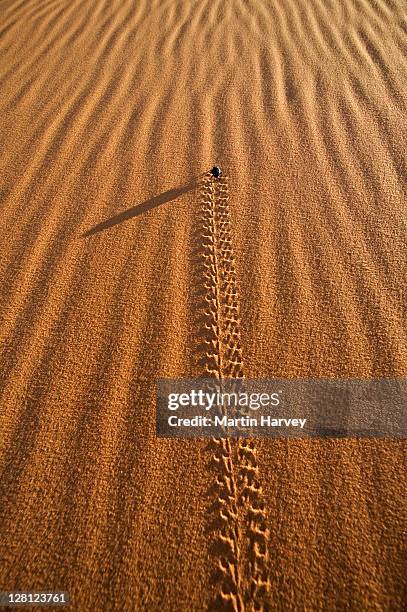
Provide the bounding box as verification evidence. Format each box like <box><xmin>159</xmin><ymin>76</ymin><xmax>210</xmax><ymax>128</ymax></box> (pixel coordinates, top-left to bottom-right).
<box><xmin>82</xmin><ymin>179</ymin><xmax>200</xmax><ymax>237</ymax></box>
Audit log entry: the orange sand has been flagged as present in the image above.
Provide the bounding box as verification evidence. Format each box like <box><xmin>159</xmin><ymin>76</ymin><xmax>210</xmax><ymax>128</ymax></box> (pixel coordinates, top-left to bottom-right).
<box><xmin>0</xmin><ymin>0</ymin><xmax>406</xmax><ymax>609</ymax></box>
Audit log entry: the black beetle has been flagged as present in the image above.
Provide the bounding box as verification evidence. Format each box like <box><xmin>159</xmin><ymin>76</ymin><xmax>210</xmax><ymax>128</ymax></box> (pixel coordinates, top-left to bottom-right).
<box><xmin>210</xmin><ymin>166</ymin><xmax>222</xmax><ymax>178</ymax></box>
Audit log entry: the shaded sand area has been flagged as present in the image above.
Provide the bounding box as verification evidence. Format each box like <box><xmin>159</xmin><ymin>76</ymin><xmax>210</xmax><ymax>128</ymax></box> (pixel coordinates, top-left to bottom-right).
<box><xmin>0</xmin><ymin>0</ymin><xmax>406</xmax><ymax>609</ymax></box>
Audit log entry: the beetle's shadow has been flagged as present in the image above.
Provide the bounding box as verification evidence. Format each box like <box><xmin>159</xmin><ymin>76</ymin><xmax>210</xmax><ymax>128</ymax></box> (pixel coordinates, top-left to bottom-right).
<box><xmin>82</xmin><ymin>174</ymin><xmax>206</xmax><ymax>237</ymax></box>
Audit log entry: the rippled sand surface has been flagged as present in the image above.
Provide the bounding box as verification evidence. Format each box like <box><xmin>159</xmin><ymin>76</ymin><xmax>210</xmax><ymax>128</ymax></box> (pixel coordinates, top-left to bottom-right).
<box><xmin>0</xmin><ymin>0</ymin><xmax>406</xmax><ymax>609</ymax></box>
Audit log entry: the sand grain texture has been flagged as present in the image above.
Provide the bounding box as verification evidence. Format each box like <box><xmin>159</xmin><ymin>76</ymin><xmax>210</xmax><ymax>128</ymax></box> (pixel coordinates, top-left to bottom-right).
<box><xmin>0</xmin><ymin>0</ymin><xmax>406</xmax><ymax>610</ymax></box>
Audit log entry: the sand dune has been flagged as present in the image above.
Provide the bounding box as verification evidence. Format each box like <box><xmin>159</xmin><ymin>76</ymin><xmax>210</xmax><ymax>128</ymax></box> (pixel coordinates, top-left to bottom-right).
<box><xmin>0</xmin><ymin>0</ymin><xmax>406</xmax><ymax>609</ymax></box>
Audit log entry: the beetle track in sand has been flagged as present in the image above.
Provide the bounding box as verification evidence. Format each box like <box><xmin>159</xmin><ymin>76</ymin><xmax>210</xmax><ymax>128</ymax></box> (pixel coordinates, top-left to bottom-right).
<box><xmin>199</xmin><ymin>173</ymin><xmax>271</xmax><ymax>611</ymax></box>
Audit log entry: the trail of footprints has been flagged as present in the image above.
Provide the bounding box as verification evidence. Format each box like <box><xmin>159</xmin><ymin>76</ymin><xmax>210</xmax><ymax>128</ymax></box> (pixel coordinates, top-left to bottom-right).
<box><xmin>199</xmin><ymin>173</ymin><xmax>271</xmax><ymax>611</ymax></box>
